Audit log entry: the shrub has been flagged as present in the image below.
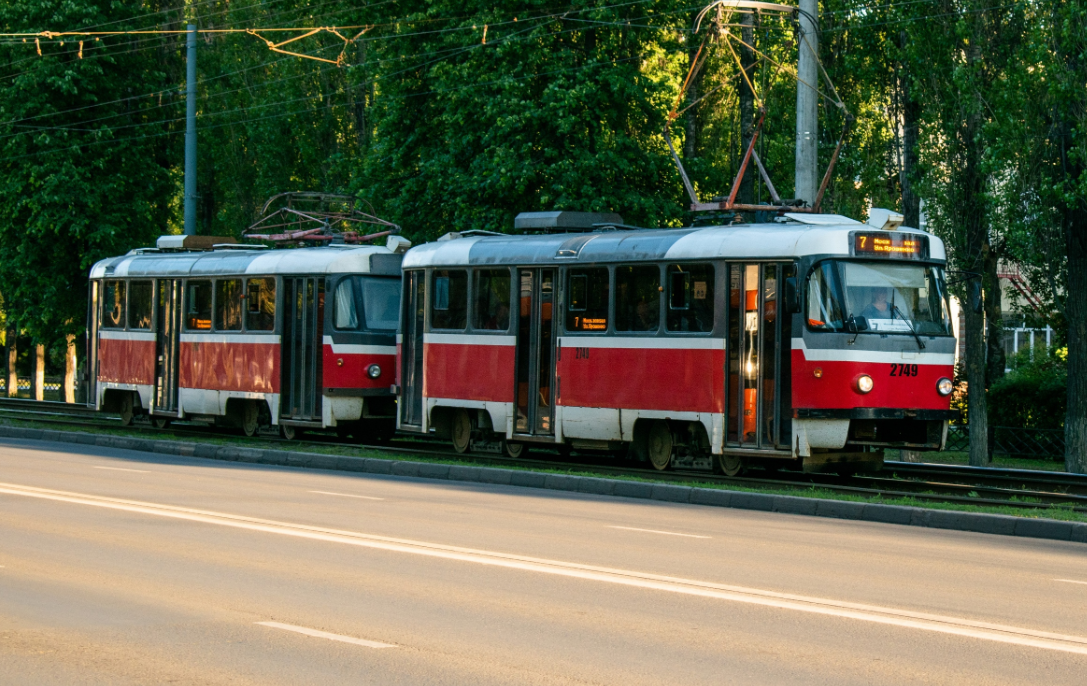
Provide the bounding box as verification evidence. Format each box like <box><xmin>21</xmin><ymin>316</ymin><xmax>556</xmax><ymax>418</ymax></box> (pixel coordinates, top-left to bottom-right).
<box><xmin>987</xmin><ymin>347</ymin><xmax>1067</xmax><ymax>429</ymax></box>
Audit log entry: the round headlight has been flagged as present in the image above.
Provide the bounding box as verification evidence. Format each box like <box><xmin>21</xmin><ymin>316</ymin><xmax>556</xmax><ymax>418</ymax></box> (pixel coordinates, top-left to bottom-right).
<box><xmin>937</xmin><ymin>377</ymin><xmax>953</xmax><ymax>396</ymax></box>
<box><xmin>367</xmin><ymin>364</ymin><xmax>382</xmax><ymax>379</ymax></box>
<box><xmin>855</xmin><ymin>374</ymin><xmax>874</xmax><ymax>394</ymax></box>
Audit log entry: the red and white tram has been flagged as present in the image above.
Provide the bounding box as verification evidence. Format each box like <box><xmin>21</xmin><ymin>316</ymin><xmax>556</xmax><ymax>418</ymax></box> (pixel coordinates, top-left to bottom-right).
<box><xmin>89</xmin><ymin>236</ymin><xmax>407</xmax><ymax>439</ymax></box>
<box><xmin>396</xmin><ymin>211</ymin><xmax>957</xmax><ymax>474</ymax></box>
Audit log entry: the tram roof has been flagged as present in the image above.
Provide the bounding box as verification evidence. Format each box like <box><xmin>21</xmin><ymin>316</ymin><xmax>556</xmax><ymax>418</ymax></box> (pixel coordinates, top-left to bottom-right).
<box><xmin>89</xmin><ymin>244</ymin><xmax>403</xmax><ymax>279</ymax></box>
<box><xmin>401</xmin><ymin>216</ymin><xmax>946</xmax><ymax>269</ymax></box>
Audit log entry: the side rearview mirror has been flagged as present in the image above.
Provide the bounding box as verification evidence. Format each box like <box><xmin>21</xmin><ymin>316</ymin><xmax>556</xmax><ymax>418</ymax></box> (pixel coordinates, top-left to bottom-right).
<box><xmin>846</xmin><ymin>315</ymin><xmax>869</xmax><ymax>333</ymax></box>
<box><xmin>783</xmin><ymin>276</ymin><xmax>800</xmax><ymax>314</ymax></box>
<box><xmin>969</xmin><ymin>280</ymin><xmax>983</xmax><ymax>314</ymax></box>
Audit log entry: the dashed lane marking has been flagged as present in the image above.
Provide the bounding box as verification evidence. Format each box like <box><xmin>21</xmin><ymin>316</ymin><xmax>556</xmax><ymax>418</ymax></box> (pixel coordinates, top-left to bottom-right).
<box><xmin>256</xmin><ymin>621</ymin><xmax>396</xmax><ymax>648</ymax></box>
<box><xmin>3</xmin><ymin>480</ymin><xmax>1087</xmax><ymax>657</ymax></box>
<box><xmin>309</xmin><ymin>490</ymin><xmax>384</xmax><ymax>500</ymax></box>
<box><xmin>1055</xmin><ymin>579</ymin><xmax>1087</xmax><ymax>586</ymax></box>
<box><xmin>607</xmin><ymin>526</ymin><xmax>710</xmax><ymax>539</ymax></box>
<box><xmin>93</xmin><ymin>466</ymin><xmax>148</xmax><ymax>473</ymax></box>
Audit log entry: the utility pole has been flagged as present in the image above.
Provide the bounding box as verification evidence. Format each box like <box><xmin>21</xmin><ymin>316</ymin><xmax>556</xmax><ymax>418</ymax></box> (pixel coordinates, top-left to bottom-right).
<box><xmin>794</xmin><ymin>0</ymin><xmax>818</xmax><ymax>207</ymax></box>
<box><xmin>184</xmin><ymin>24</ymin><xmax>197</xmax><ymax>235</ymax></box>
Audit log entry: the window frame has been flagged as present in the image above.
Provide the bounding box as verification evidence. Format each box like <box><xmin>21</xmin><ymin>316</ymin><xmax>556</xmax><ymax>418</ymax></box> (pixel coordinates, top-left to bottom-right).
<box><xmin>214</xmin><ymin>278</ymin><xmax>245</xmax><ymax>332</ymax></box>
<box><xmin>184</xmin><ymin>279</ymin><xmax>214</xmax><ymax>332</ymax></box>
<box><xmin>331</xmin><ymin>275</ymin><xmax>361</xmax><ymax>331</ymax></box>
<box><xmin>613</xmin><ymin>263</ymin><xmax>663</xmax><ymax>334</ymax></box>
<box><xmin>429</xmin><ymin>268</ymin><xmax>469</xmax><ymax>331</ymax></box>
<box><xmin>563</xmin><ymin>265</ymin><xmax>612</xmax><ymax>335</ymax></box>
<box><xmin>665</xmin><ymin>262</ymin><xmax>717</xmax><ymax>335</ymax></box>
<box><xmin>470</xmin><ymin>267</ymin><xmax>513</xmax><ymax>333</ymax></box>
<box><xmin>100</xmin><ymin>279</ymin><xmax>128</xmax><ymax>330</ymax></box>
<box><xmin>244</xmin><ymin>276</ymin><xmax>278</xmax><ymax>333</ymax></box>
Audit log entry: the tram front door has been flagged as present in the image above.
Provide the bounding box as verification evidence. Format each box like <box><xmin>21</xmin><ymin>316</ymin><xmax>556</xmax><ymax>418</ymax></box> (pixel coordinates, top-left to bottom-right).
<box><xmin>513</xmin><ymin>268</ymin><xmax>556</xmax><ymax>436</ymax></box>
<box><xmin>400</xmin><ymin>270</ymin><xmax>425</xmax><ymax>428</ymax></box>
<box><xmin>281</xmin><ymin>277</ymin><xmax>324</xmax><ymax>421</ymax></box>
<box><xmin>726</xmin><ymin>263</ymin><xmax>792</xmax><ymax>451</ymax></box>
<box><xmin>153</xmin><ymin>279</ymin><xmax>181</xmax><ymax>415</ymax></box>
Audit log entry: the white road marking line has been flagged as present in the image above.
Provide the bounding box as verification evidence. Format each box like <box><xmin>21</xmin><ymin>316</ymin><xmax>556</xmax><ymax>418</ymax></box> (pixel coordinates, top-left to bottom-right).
<box><xmin>256</xmin><ymin>621</ymin><xmax>396</xmax><ymax>648</ymax></box>
<box><xmin>607</xmin><ymin>526</ymin><xmax>710</xmax><ymax>539</ymax></box>
<box><xmin>1055</xmin><ymin>579</ymin><xmax>1087</xmax><ymax>586</ymax></box>
<box><xmin>309</xmin><ymin>490</ymin><xmax>384</xmax><ymax>501</ymax></box>
<box><xmin>4</xmin><ymin>480</ymin><xmax>1087</xmax><ymax>657</ymax></box>
<box><xmin>93</xmin><ymin>466</ymin><xmax>148</xmax><ymax>473</ymax></box>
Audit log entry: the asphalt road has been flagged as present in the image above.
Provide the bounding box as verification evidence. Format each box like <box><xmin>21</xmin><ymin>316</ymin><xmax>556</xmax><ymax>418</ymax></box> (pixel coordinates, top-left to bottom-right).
<box><xmin>1</xmin><ymin>438</ymin><xmax>1085</xmax><ymax>685</ymax></box>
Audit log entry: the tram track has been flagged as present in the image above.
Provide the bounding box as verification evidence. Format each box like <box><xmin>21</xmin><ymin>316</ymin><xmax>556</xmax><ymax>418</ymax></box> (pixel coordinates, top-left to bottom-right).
<box><xmin>0</xmin><ymin>398</ymin><xmax>1084</xmax><ymax>515</ymax></box>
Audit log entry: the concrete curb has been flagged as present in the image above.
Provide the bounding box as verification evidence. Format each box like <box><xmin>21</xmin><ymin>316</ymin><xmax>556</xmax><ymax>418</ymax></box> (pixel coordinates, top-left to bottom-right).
<box><xmin>4</xmin><ymin>425</ymin><xmax>1085</xmax><ymax>545</ymax></box>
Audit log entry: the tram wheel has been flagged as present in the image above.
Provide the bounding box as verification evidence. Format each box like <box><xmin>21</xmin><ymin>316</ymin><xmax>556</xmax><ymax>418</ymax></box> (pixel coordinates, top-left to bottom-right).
<box><xmin>646</xmin><ymin>421</ymin><xmax>673</xmax><ymax>471</ymax></box>
<box><xmin>118</xmin><ymin>393</ymin><xmax>135</xmax><ymax>426</ymax></box>
<box><xmin>240</xmin><ymin>401</ymin><xmax>260</xmax><ymax>437</ymax></box>
<box><xmin>500</xmin><ymin>439</ymin><xmax>526</xmax><ymax>459</ymax></box>
<box><xmin>451</xmin><ymin>408</ymin><xmax>472</xmax><ymax>454</ymax></box>
<box><xmin>718</xmin><ymin>453</ymin><xmax>744</xmax><ymax>477</ymax></box>
<box><xmin>281</xmin><ymin>424</ymin><xmax>300</xmax><ymax>441</ymax></box>
<box><xmin>152</xmin><ymin>416</ymin><xmax>172</xmax><ymax>430</ymax></box>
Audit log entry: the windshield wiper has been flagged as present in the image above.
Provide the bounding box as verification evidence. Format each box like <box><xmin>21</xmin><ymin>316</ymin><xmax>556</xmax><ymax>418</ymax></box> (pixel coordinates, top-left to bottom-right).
<box><xmin>892</xmin><ymin>305</ymin><xmax>926</xmax><ymax>350</ymax></box>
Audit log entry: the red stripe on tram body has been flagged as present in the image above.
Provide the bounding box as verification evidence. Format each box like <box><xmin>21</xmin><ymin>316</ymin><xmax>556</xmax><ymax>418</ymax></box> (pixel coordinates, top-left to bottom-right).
<box><xmin>98</xmin><ymin>338</ymin><xmax>155</xmax><ymax>386</ymax></box>
<box><xmin>424</xmin><ymin>342</ymin><xmax>516</xmax><ymax>402</ymax></box>
<box><xmin>790</xmin><ymin>351</ymin><xmax>954</xmax><ymax>411</ymax></box>
<box><xmin>179</xmin><ymin>340</ymin><xmax>280</xmax><ymax>394</ymax></box>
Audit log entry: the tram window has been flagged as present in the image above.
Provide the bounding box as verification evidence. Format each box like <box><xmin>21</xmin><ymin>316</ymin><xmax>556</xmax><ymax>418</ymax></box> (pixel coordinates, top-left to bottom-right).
<box><xmin>246</xmin><ymin>278</ymin><xmax>276</xmax><ymax>331</ymax></box>
<box><xmin>565</xmin><ymin>268</ymin><xmax>609</xmax><ymax>332</ymax></box>
<box><xmin>215</xmin><ymin>279</ymin><xmax>243</xmax><ymax>331</ymax></box>
<box><xmin>667</xmin><ymin>263</ymin><xmax>715</xmax><ymax>333</ymax></box>
<box><xmin>806</xmin><ymin>263</ymin><xmax>845</xmax><ymax>330</ymax></box>
<box><xmin>185</xmin><ymin>281</ymin><xmax>212</xmax><ymax>330</ymax></box>
<box><xmin>431</xmin><ymin>270</ymin><xmax>467</xmax><ymax>329</ymax></box>
<box><xmin>127</xmin><ymin>281</ymin><xmax>153</xmax><ymax>330</ymax></box>
<box><xmin>333</xmin><ymin>279</ymin><xmax>359</xmax><ymax>329</ymax></box>
<box><xmin>102</xmin><ymin>280</ymin><xmax>126</xmax><ymax>329</ymax></box>
<box><xmin>362</xmin><ymin>278</ymin><xmax>400</xmax><ymax>331</ymax></box>
<box><xmin>473</xmin><ymin>269</ymin><xmax>511</xmax><ymax>331</ymax></box>
<box><xmin>615</xmin><ymin>265</ymin><xmax>660</xmax><ymax>332</ymax></box>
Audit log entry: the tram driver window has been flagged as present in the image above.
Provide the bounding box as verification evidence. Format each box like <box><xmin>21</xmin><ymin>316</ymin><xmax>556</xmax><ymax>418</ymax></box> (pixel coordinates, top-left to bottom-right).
<box><xmin>615</xmin><ymin>265</ymin><xmax>660</xmax><ymax>332</ymax></box>
<box><xmin>215</xmin><ymin>279</ymin><xmax>243</xmax><ymax>331</ymax></box>
<box><xmin>473</xmin><ymin>269</ymin><xmax>511</xmax><ymax>331</ymax></box>
<box><xmin>185</xmin><ymin>281</ymin><xmax>212</xmax><ymax>330</ymax></box>
<box><xmin>565</xmin><ymin>268</ymin><xmax>609</xmax><ymax>332</ymax></box>
<box><xmin>102</xmin><ymin>280</ymin><xmax>126</xmax><ymax>329</ymax></box>
<box><xmin>127</xmin><ymin>281</ymin><xmax>153</xmax><ymax>330</ymax></box>
<box><xmin>246</xmin><ymin>278</ymin><xmax>276</xmax><ymax>331</ymax></box>
<box><xmin>431</xmin><ymin>270</ymin><xmax>467</xmax><ymax>330</ymax></box>
<box><xmin>667</xmin><ymin>264</ymin><xmax>715</xmax><ymax>333</ymax></box>
<box><xmin>333</xmin><ymin>278</ymin><xmax>359</xmax><ymax>329</ymax></box>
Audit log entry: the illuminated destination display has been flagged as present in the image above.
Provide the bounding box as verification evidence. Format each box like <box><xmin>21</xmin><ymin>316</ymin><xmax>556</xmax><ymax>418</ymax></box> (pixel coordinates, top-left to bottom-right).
<box><xmin>853</xmin><ymin>232</ymin><xmax>927</xmax><ymax>260</ymax></box>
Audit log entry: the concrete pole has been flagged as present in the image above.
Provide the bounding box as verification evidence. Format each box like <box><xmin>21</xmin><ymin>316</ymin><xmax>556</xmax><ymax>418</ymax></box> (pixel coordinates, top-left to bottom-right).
<box><xmin>64</xmin><ymin>334</ymin><xmax>76</xmax><ymax>403</ymax></box>
<box><xmin>183</xmin><ymin>24</ymin><xmax>197</xmax><ymax>236</ymax></box>
<box><xmin>794</xmin><ymin>0</ymin><xmax>819</xmax><ymax>207</ymax></box>
<box><xmin>33</xmin><ymin>343</ymin><xmax>44</xmax><ymax>401</ymax></box>
<box><xmin>6</xmin><ymin>330</ymin><xmax>16</xmax><ymax>398</ymax></box>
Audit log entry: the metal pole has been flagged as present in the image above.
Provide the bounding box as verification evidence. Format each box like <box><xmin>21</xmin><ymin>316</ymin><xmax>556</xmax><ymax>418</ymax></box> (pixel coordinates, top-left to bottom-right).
<box><xmin>794</xmin><ymin>0</ymin><xmax>818</xmax><ymax>207</ymax></box>
<box><xmin>183</xmin><ymin>24</ymin><xmax>197</xmax><ymax>235</ymax></box>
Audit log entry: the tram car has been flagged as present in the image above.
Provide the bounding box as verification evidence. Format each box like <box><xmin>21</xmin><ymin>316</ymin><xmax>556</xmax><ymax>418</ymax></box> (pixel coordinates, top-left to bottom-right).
<box><xmin>395</xmin><ymin>210</ymin><xmax>957</xmax><ymax>474</ymax></box>
<box><xmin>88</xmin><ymin>235</ymin><xmax>409</xmax><ymax>439</ymax></box>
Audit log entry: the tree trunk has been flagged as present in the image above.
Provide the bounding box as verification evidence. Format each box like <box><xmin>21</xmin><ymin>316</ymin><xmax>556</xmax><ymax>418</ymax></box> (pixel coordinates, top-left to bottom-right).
<box><xmin>32</xmin><ymin>343</ymin><xmax>44</xmax><ymax>401</ymax></box>
<box><xmin>737</xmin><ymin>12</ymin><xmax>756</xmax><ymax>207</ymax></box>
<box><xmin>983</xmin><ymin>246</ymin><xmax>1005</xmax><ymax>384</ymax></box>
<box><xmin>6</xmin><ymin>330</ymin><xmax>16</xmax><ymax>398</ymax></box>
<box><xmin>898</xmin><ymin>31</ymin><xmax>921</xmax><ymax>228</ymax></box>
<box><xmin>64</xmin><ymin>334</ymin><xmax>76</xmax><ymax>403</ymax></box>
<box><xmin>1064</xmin><ymin>169</ymin><xmax>1087</xmax><ymax>473</ymax></box>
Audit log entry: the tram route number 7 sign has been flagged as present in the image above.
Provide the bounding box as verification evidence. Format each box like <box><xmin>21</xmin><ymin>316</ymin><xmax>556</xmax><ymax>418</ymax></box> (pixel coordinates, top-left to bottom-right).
<box><xmin>853</xmin><ymin>231</ymin><xmax>927</xmax><ymax>260</ymax></box>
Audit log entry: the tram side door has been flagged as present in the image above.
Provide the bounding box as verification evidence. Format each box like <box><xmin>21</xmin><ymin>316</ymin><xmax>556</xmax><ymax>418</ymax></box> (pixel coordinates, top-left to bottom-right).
<box><xmin>281</xmin><ymin>277</ymin><xmax>324</xmax><ymax>421</ymax></box>
<box><xmin>153</xmin><ymin>279</ymin><xmax>182</xmax><ymax>414</ymax></box>
<box><xmin>513</xmin><ymin>268</ymin><xmax>556</xmax><ymax>436</ymax></box>
<box><xmin>400</xmin><ymin>271</ymin><xmax>425</xmax><ymax>428</ymax></box>
<box><xmin>727</xmin><ymin>263</ymin><xmax>790</xmax><ymax>450</ymax></box>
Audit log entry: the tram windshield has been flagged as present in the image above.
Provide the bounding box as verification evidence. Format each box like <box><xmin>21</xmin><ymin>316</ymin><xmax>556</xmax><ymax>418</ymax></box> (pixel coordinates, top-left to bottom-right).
<box><xmin>807</xmin><ymin>261</ymin><xmax>951</xmax><ymax>335</ymax></box>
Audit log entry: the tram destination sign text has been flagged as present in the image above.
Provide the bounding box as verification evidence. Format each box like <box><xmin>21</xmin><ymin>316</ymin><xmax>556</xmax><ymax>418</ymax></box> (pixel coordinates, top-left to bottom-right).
<box><xmin>852</xmin><ymin>231</ymin><xmax>928</xmax><ymax>260</ymax></box>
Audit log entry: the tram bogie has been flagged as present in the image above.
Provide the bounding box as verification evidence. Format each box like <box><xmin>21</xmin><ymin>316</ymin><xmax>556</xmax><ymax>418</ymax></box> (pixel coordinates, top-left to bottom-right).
<box><xmin>396</xmin><ymin>210</ymin><xmax>957</xmax><ymax>473</ymax></box>
<box><xmin>88</xmin><ymin>236</ymin><xmax>408</xmax><ymax>440</ymax></box>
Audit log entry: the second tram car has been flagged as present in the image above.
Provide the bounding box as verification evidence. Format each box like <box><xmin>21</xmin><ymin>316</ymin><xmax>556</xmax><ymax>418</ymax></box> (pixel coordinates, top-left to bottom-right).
<box><xmin>396</xmin><ymin>211</ymin><xmax>957</xmax><ymax>474</ymax></box>
<box><xmin>88</xmin><ymin>236</ymin><xmax>407</xmax><ymax>439</ymax></box>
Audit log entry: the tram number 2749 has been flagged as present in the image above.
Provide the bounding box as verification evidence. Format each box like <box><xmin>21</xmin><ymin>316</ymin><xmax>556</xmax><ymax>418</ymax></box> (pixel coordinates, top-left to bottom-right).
<box><xmin>889</xmin><ymin>363</ymin><xmax>919</xmax><ymax>377</ymax></box>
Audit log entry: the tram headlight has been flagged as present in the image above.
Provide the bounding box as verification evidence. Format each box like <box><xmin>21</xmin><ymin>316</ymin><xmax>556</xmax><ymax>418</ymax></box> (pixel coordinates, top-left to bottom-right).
<box><xmin>855</xmin><ymin>374</ymin><xmax>874</xmax><ymax>394</ymax></box>
<box><xmin>937</xmin><ymin>377</ymin><xmax>953</xmax><ymax>396</ymax></box>
<box><xmin>367</xmin><ymin>364</ymin><xmax>382</xmax><ymax>379</ymax></box>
